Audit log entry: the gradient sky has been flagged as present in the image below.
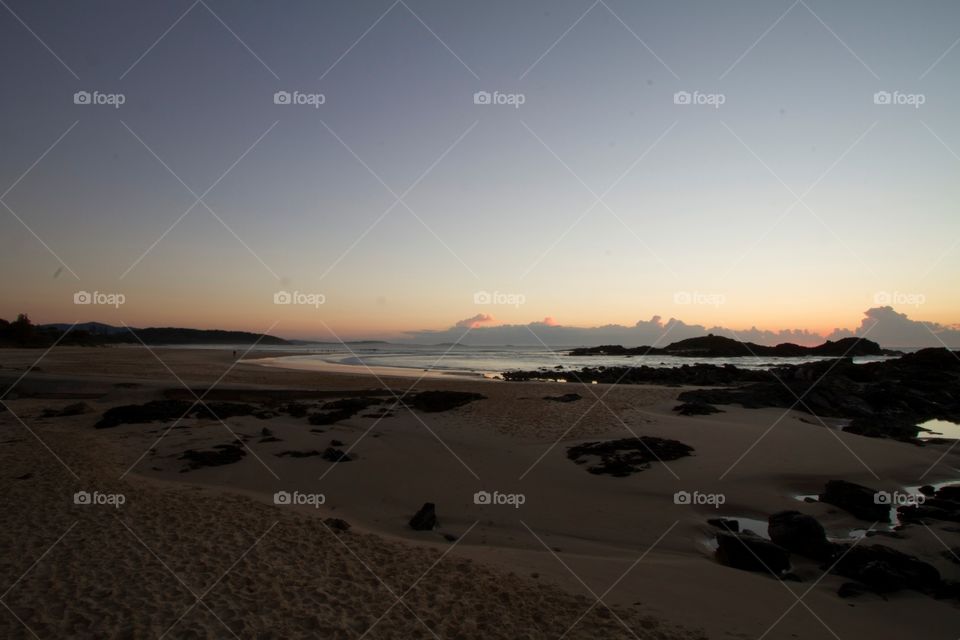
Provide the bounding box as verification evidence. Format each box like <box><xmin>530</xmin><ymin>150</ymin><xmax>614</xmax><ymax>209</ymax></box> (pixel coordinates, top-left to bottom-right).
<box><xmin>1</xmin><ymin>0</ymin><xmax>958</xmax><ymax>341</ymax></box>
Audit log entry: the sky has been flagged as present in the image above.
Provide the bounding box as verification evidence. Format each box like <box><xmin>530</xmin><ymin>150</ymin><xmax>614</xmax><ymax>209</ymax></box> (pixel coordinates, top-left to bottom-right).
<box><xmin>1</xmin><ymin>0</ymin><xmax>958</xmax><ymax>345</ymax></box>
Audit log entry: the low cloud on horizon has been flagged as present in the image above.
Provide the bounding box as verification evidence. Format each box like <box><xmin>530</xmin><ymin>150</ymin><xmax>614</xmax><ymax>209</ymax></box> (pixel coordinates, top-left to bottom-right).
<box><xmin>404</xmin><ymin>307</ymin><xmax>960</xmax><ymax>349</ymax></box>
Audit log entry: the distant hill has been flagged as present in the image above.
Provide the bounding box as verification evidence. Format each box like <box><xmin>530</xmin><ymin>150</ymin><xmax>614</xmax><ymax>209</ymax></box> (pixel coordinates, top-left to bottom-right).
<box><xmin>0</xmin><ymin>318</ymin><xmax>290</xmax><ymax>347</ymax></box>
<box><xmin>568</xmin><ymin>335</ymin><xmax>898</xmax><ymax>358</ymax></box>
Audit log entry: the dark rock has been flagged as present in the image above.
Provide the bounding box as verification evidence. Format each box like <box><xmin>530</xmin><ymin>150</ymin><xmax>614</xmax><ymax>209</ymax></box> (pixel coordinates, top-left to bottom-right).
<box><xmin>544</xmin><ymin>393</ymin><xmax>582</xmax><ymax>403</ymax></box>
<box><xmin>829</xmin><ymin>544</ymin><xmax>941</xmax><ymax>593</ymax></box>
<box><xmin>13</xmin><ymin>472</ymin><xmax>32</xmax><ymax>480</ymax></box>
<box><xmin>898</xmin><ymin>499</ymin><xmax>960</xmax><ymax>524</ymax></box>
<box><xmin>324</xmin><ymin>518</ymin><xmax>351</xmax><ymax>532</ymax></box>
<box><xmin>276</xmin><ymin>450</ymin><xmax>321</xmax><ymax>458</ymax></box>
<box><xmin>707</xmin><ymin>518</ymin><xmax>740</xmax><ymax>533</ymax></box>
<box><xmin>308</xmin><ymin>397</ymin><xmax>384</xmax><ymax>425</ymax></box>
<box><xmin>405</xmin><ymin>391</ymin><xmax>486</xmax><ymax>413</ymax></box>
<box><xmin>330</xmin><ymin>439</ymin><xmax>345</xmax><ymax>446</ymax></box>
<box><xmin>443</xmin><ymin>533</ymin><xmax>458</xmax><ymax>542</ymax></box>
<box><xmin>280</xmin><ymin>402</ymin><xmax>308</xmax><ymax>418</ymax></box>
<box><xmin>194</xmin><ymin>402</ymin><xmax>258</xmax><ymax>419</ymax></box>
<box><xmin>819</xmin><ymin>480</ymin><xmax>890</xmax><ymax>522</ymax></box>
<box><xmin>179</xmin><ymin>444</ymin><xmax>246</xmax><ymax>470</ymax></box>
<box><xmin>673</xmin><ymin>402</ymin><xmax>722</xmax><ymax>416</ymax></box>
<box><xmin>937</xmin><ymin>484</ymin><xmax>960</xmax><ymax>502</ymax></box>
<box><xmin>322</xmin><ymin>448</ymin><xmax>351</xmax><ymax>462</ymax></box>
<box><xmin>768</xmin><ymin>511</ymin><xmax>833</xmax><ymax>560</ymax></box>
<box><xmin>409</xmin><ymin>502</ymin><xmax>438</xmax><ymax>531</ymax></box>
<box><xmin>567</xmin><ymin>437</ymin><xmax>694</xmax><ymax>476</ymax></box>
<box><xmin>715</xmin><ymin>531</ymin><xmax>791</xmax><ymax>576</ymax></box>
<box><xmin>919</xmin><ymin>484</ymin><xmax>936</xmax><ymax>496</ymax></box>
<box><xmin>96</xmin><ymin>400</ymin><xmax>194</xmax><ymax>429</ymax></box>
<box><xmin>40</xmin><ymin>402</ymin><xmax>93</xmax><ymax>418</ymax></box>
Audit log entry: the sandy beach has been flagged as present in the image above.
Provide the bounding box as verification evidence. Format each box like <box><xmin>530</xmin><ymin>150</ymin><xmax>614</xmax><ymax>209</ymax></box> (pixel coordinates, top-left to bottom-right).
<box><xmin>0</xmin><ymin>346</ymin><xmax>957</xmax><ymax>639</ymax></box>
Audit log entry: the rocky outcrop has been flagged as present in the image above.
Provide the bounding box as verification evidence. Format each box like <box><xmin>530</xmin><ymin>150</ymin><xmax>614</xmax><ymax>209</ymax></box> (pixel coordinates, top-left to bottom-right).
<box><xmin>567</xmin><ymin>437</ymin><xmax>694</xmax><ymax>476</ymax></box>
<box><xmin>405</xmin><ymin>391</ymin><xmax>486</xmax><ymax>413</ymax></box>
<box><xmin>829</xmin><ymin>544</ymin><xmax>941</xmax><ymax>594</ymax></box>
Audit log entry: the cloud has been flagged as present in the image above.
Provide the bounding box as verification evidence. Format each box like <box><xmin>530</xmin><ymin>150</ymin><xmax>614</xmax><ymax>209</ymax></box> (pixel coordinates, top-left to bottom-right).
<box><xmin>454</xmin><ymin>313</ymin><xmax>496</xmax><ymax>329</ymax></box>
<box><xmin>404</xmin><ymin>307</ymin><xmax>959</xmax><ymax>349</ymax></box>
<box><xmin>826</xmin><ymin>306</ymin><xmax>960</xmax><ymax>348</ymax></box>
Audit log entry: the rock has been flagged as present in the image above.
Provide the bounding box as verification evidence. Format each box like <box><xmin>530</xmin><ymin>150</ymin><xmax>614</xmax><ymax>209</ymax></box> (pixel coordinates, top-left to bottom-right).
<box><xmin>567</xmin><ymin>437</ymin><xmax>694</xmax><ymax>476</ymax></box>
<box><xmin>829</xmin><ymin>544</ymin><xmax>941</xmax><ymax>593</ymax></box>
<box><xmin>41</xmin><ymin>402</ymin><xmax>93</xmax><ymax>418</ymax></box>
<box><xmin>280</xmin><ymin>402</ymin><xmax>308</xmax><ymax>418</ymax></box>
<box><xmin>673</xmin><ymin>402</ymin><xmax>722</xmax><ymax>416</ymax></box>
<box><xmin>405</xmin><ymin>391</ymin><xmax>486</xmax><ymax>413</ymax></box>
<box><xmin>707</xmin><ymin>518</ymin><xmax>740</xmax><ymax>533</ymax></box>
<box><xmin>96</xmin><ymin>400</ymin><xmax>194</xmax><ymax>429</ymax></box>
<box><xmin>715</xmin><ymin>531</ymin><xmax>791</xmax><ymax>576</ymax></box>
<box><xmin>193</xmin><ymin>402</ymin><xmax>259</xmax><ymax>420</ymax></box>
<box><xmin>330</xmin><ymin>439</ymin><xmax>345</xmax><ymax>446</ymax></box>
<box><xmin>543</xmin><ymin>393</ymin><xmax>582</xmax><ymax>403</ymax></box>
<box><xmin>322</xmin><ymin>448</ymin><xmax>351</xmax><ymax>462</ymax></box>
<box><xmin>275</xmin><ymin>450</ymin><xmax>321</xmax><ymax>458</ymax></box>
<box><xmin>919</xmin><ymin>485</ymin><xmax>936</xmax><ymax>496</ymax></box>
<box><xmin>179</xmin><ymin>444</ymin><xmax>246</xmax><ymax>470</ymax></box>
<box><xmin>819</xmin><ymin>480</ymin><xmax>890</xmax><ymax>521</ymax></box>
<box><xmin>324</xmin><ymin>518</ymin><xmax>351</xmax><ymax>532</ymax></box>
<box><xmin>409</xmin><ymin>502</ymin><xmax>438</xmax><ymax>531</ymax></box>
<box><xmin>937</xmin><ymin>484</ymin><xmax>960</xmax><ymax>502</ymax></box>
<box><xmin>768</xmin><ymin>511</ymin><xmax>833</xmax><ymax>560</ymax></box>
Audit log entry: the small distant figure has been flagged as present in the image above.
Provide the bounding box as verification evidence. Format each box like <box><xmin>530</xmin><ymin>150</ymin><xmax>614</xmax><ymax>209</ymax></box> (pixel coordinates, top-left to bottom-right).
<box><xmin>232</xmin><ymin>350</ymin><xmax>237</xmax><ymax>359</ymax></box>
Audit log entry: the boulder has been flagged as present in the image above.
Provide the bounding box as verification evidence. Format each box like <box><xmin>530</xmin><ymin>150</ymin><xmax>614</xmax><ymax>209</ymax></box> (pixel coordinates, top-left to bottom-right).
<box><xmin>830</xmin><ymin>544</ymin><xmax>941</xmax><ymax>593</ymax></box>
<box><xmin>768</xmin><ymin>511</ymin><xmax>833</xmax><ymax>560</ymax></box>
<box><xmin>819</xmin><ymin>480</ymin><xmax>889</xmax><ymax>521</ymax></box>
<box><xmin>409</xmin><ymin>502</ymin><xmax>438</xmax><ymax>531</ymax></box>
<box><xmin>715</xmin><ymin>531</ymin><xmax>790</xmax><ymax>576</ymax></box>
